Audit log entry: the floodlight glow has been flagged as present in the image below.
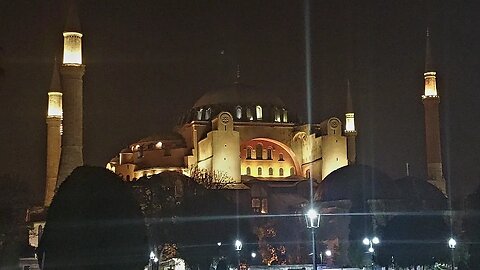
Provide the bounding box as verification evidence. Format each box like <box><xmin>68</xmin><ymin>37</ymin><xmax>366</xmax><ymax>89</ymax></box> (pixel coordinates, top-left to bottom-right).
<box><xmin>363</xmin><ymin>238</ymin><xmax>370</xmax><ymax>246</ymax></box>
<box><xmin>448</xmin><ymin>238</ymin><xmax>456</xmax><ymax>249</ymax></box>
<box><xmin>368</xmin><ymin>247</ymin><xmax>374</xmax><ymax>253</ymax></box>
<box><xmin>235</xmin><ymin>239</ymin><xmax>242</xmax><ymax>251</ymax></box>
<box><xmin>217</xmin><ymin>242</ymin><xmax>222</xmax><ymax>246</ymax></box>
<box><xmin>325</xmin><ymin>250</ymin><xmax>332</xmax><ymax>257</ymax></box>
<box><xmin>305</xmin><ymin>208</ymin><xmax>320</xmax><ymax>228</ymax></box>
<box><xmin>372</xmin><ymin>236</ymin><xmax>380</xmax><ymax>245</ymax></box>
<box><xmin>251</xmin><ymin>252</ymin><xmax>257</xmax><ymax>258</ymax></box>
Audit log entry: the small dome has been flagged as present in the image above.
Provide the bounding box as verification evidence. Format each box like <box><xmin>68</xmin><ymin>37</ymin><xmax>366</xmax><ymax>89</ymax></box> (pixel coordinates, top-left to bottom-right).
<box><xmin>395</xmin><ymin>176</ymin><xmax>447</xmax><ymax>210</ymax></box>
<box><xmin>316</xmin><ymin>165</ymin><xmax>401</xmax><ymax>205</ymax></box>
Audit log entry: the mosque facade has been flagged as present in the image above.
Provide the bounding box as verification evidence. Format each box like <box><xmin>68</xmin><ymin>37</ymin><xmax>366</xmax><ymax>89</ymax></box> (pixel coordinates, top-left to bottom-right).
<box><xmin>26</xmin><ymin>4</ymin><xmax>449</xmax><ymax>268</ymax></box>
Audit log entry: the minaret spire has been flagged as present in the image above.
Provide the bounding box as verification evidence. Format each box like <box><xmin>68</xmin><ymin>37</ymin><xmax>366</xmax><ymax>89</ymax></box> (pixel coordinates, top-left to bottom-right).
<box><xmin>345</xmin><ymin>79</ymin><xmax>357</xmax><ymax>165</ymax></box>
<box><xmin>62</xmin><ymin>1</ymin><xmax>83</xmax><ymax>65</ymax></box>
<box><xmin>45</xmin><ymin>59</ymin><xmax>63</xmax><ymax>206</ymax></box>
<box><xmin>425</xmin><ymin>28</ymin><xmax>433</xmax><ymax>72</ymax></box>
<box><xmin>57</xmin><ymin>1</ymin><xmax>85</xmax><ymax>187</ymax></box>
<box><xmin>421</xmin><ymin>28</ymin><xmax>446</xmax><ymax>195</ymax></box>
<box><xmin>64</xmin><ymin>1</ymin><xmax>81</xmax><ymax>33</ymax></box>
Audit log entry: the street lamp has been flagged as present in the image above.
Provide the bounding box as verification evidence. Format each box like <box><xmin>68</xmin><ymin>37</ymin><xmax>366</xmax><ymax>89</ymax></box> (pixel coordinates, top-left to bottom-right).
<box><xmin>235</xmin><ymin>239</ymin><xmax>242</xmax><ymax>269</ymax></box>
<box><xmin>448</xmin><ymin>237</ymin><xmax>456</xmax><ymax>270</ymax></box>
<box><xmin>363</xmin><ymin>237</ymin><xmax>380</xmax><ymax>270</ymax></box>
<box><xmin>305</xmin><ymin>208</ymin><xmax>321</xmax><ymax>270</ymax></box>
<box><xmin>319</xmin><ymin>249</ymin><xmax>332</xmax><ymax>265</ymax></box>
<box><xmin>149</xmin><ymin>251</ymin><xmax>159</xmax><ymax>270</ymax></box>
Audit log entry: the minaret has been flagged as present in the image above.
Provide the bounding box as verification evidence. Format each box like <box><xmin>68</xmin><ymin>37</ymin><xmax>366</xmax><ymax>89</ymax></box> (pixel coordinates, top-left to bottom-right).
<box><xmin>45</xmin><ymin>60</ymin><xmax>62</xmax><ymax>206</ymax></box>
<box><xmin>422</xmin><ymin>28</ymin><xmax>446</xmax><ymax>195</ymax></box>
<box><xmin>345</xmin><ymin>80</ymin><xmax>357</xmax><ymax>165</ymax></box>
<box><xmin>56</xmin><ymin>2</ymin><xmax>86</xmax><ymax>187</ymax></box>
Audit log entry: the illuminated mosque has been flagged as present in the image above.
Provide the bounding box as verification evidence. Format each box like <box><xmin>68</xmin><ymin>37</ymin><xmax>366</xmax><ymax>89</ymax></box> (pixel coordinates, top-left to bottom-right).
<box><xmin>25</xmin><ymin>4</ymin><xmax>449</xmax><ymax>268</ymax></box>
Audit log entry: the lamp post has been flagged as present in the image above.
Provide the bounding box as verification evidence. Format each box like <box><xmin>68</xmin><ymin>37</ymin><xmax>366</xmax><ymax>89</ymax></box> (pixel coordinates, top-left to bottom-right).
<box><xmin>448</xmin><ymin>238</ymin><xmax>456</xmax><ymax>270</ymax></box>
<box><xmin>149</xmin><ymin>251</ymin><xmax>159</xmax><ymax>270</ymax></box>
<box><xmin>235</xmin><ymin>239</ymin><xmax>242</xmax><ymax>270</ymax></box>
<box><xmin>305</xmin><ymin>208</ymin><xmax>320</xmax><ymax>270</ymax></box>
<box><xmin>319</xmin><ymin>249</ymin><xmax>332</xmax><ymax>265</ymax></box>
<box><xmin>363</xmin><ymin>237</ymin><xmax>380</xmax><ymax>270</ymax></box>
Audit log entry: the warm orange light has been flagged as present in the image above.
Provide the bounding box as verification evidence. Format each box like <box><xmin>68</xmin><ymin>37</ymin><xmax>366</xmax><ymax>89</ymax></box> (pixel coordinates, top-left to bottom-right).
<box><xmin>345</xmin><ymin>112</ymin><xmax>355</xmax><ymax>132</ymax></box>
<box><xmin>423</xmin><ymin>71</ymin><xmax>438</xmax><ymax>97</ymax></box>
<box><xmin>63</xmin><ymin>32</ymin><xmax>82</xmax><ymax>65</ymax></box>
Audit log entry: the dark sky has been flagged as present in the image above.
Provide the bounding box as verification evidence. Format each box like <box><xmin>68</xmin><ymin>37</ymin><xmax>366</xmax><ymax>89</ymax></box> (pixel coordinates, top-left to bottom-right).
<box><xmin>0</xmin><ymin>0</ymin><xmax>479</xmax><ymax>204</ymax></box>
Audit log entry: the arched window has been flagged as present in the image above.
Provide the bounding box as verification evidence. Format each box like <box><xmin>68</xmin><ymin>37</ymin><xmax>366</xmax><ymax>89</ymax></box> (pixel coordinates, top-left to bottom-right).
<box><xmin>246</xmin><ymin>167</ymin><xmax>251</xmax><ymax>175</ymax></box>
<box><xmin>269</xmin><ymin>167</ymin><xmax>273</xmax><ymax>176</ymax></box>
<box><xmin>274</xmin><ymin>107</ymin><xmax>281</xmax><ymax>122</ymax></box>
<box><xmin>261</xmin><ymin>198</ymin><xmax>268</xmax><ymax>214</ymax></box>
<box><xmin>126</xmin><ymin>175</ymin><xmax>131</xmax><ymax>181</ymax></box>
<box><xmin>205</xmin><ymin>108</ymin><xmax>211</xmax><ymax>120</ymax></box>
<box><xmin>256</xmin><ymin>105</ymin><xmax>263</xmax><ymax>120</ymax></box>
<box><xmin>246</xmin><ymin>108</ymin><xmax>253</xmax><ymax>120</ymax></box>
<box><xmin>236</xmin><ymin>106</ymin><xmax>242</xmax><ymax>119</ymax></box>
<box><xmin>283</xmin><ymin>109</ymin><xmax>288</xmax><ymax>122</ymax></box>
<box><xmin>246</xmin><ymin>147</ymin><xmax>252</xmax><ymax>159</ymax></box>
<box><xmin>290</xmin><ymin>167</ymin><xmax>295</xmax><ymax>176</ymax></box>
<box><xmin>306</xmin><ymin>169</ymin><xmax>311</xmax><ymax>179</ymax></box>
<box><xmin>258</xmin><ymin>167</ymin><xmax>262</xmax><ymax>176</ymax></box>
<box><xmin>197</xmin><ymin>108</ymin><xmax>203</xmax><ymax>120</ymax></box>
<box><xmin>267</xmin><ymin>148</ymin><xmax>273</xmax><ymax>160</ymax></box>
<box><xmin>278</xmin><ymin>153</ymin><xmax>284</xmax><ymax>161</ymax></box>
<box><xmin>256</xmin><ymin>144</ymin><xmax>263</xmax><ymax>159</ymax></box>
<box><xmin>38</xmin><ymin>225</ymin><xmax>43</xmax><ymax>240</ymax></box>
<box><xmin>279</xmin><ymin>168</ymin><xmax>284</xmax><ymax>176</ymax></box>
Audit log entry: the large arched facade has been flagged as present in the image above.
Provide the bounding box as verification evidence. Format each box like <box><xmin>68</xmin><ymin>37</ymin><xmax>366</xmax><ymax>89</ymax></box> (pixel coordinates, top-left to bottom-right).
<box><xmin>240</xmin><ymin>138</ymin><xmax>300</xmax><ymax>179</ymax></box>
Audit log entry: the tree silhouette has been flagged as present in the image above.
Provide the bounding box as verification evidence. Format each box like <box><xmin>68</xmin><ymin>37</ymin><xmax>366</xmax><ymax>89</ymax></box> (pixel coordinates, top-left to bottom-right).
<box><xmin>0</xmin><ymin>174</ymin><xmax>33</xmax><ymax>267</ymax></box>
<box><xmin>464</xmin><ymin>184</ymin><xmax>480</xmax><ymax>268</ymax></box>
<box><xmin>130</xmin><ymin>172</ymin><xmax>256</xmax><ymax>270</ymax></box>
<box><xmin>376</xmin><ymin>214</ymin><xmax>449</xmax><ymax>268</ymax></box>
<box><xmin>38</xmin><ymin>166</ymin><xmax>149</xmax><ymax>270</ymax></box>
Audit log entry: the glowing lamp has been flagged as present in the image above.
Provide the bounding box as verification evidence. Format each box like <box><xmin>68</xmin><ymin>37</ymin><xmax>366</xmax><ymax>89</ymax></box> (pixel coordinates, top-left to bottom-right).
<box><xmin>47</xmin><ymin>92</ymin><xmax>63</xmax><ymax>118</ymax></box>
<box><xmin>325</xmin><ymin>249</ymin><xmax>332</xmax><ymax>257</ymax></box>
<box><xmin>363</xmin><ymin>238</ymin><xmax>370</xmax><ymax>246</ymax></box>
<box><xmin>448</xmin><ymin>238</ymin><xmax>456</xmax><ymax>249</ymax></box>
<box><xmin>63</xmin><ymin>32</ymin><xmax>83</xmax><ymax>65</ymax></box>
<box><xmin>345</xmin><ymin>112</ymin><xmax>355</xmax><ymax>132</ymax></box>
<box><xmin>305</xmin><ymin>208</ymin><xmax>320</xmax><ymax>228</ymax></box>
<box><xmin>423</xmin><ymin>71</ymin><xmax>438</xmax><ymax>97</ymax></box>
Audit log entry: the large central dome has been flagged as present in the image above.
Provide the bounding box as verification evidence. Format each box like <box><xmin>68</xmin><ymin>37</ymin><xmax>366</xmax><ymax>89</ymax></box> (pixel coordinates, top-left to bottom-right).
<box><xmin>193</xmin><ymin>83</ymin><xmax>286</xmax><ymax>108</ymax></box>
<box><xmin>180</xmin><ymin>82</ymin><xmax>294</xmax><ymax>124</ymax></box>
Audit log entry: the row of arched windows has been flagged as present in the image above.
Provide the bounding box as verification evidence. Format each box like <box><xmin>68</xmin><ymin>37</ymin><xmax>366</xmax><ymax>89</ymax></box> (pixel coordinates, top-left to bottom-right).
<box><xmin>246</xmin><ymin>144</ymin><xmax>283</xmax><ymax>160</ymax></box>
<box><xmin>246</xmin><ymin>166</ymin><xmax>295</xmax><ymax>176</ymax></box>
<box><xmin>191</xmin><ymin>105</ymin><xmax>288</xmax><ymax>122</ymax></box>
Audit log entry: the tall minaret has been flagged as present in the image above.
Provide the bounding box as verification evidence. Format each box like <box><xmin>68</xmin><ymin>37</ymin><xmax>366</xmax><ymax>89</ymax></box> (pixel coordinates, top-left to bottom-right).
<box><xmin>345</xmin><ymin>80</ymin><xmax>357</xmax><ymax>164</ymax></box>
<box><xmin>56</xmin><ymin>3</ymin><xmax>85</xmax><ymax>187</ymax></box>
<box><xmin>422</xmin><ymin>28</ymin><xmax>446</xmax><ymax>195</ymax></box>
<box><xmin>45</xmin><ymin>60</ymin><xmax>62</xmax><ymax>206</ymax></box>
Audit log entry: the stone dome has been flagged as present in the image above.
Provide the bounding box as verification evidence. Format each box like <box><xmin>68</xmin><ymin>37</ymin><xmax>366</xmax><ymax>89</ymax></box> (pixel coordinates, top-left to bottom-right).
<box><xmin>136</xmin><ymin>132</ymin><xmax>186</xmax><ymax>144</ymax></box>
<box><xmin>180</xmin><ymin>83</ymin><xmax>295</xmax><ymax>124</ymax></box>
<box><xmin>193</xmin><ymin>83</ymin><xmax>286</xmax><ymax>108</ymax></box>
<box><xmin>315</xmin><ymin>165</ymin><xmax>401</xmax><ymax>205</ymax></box>
<box><xmin>395</xmin><ymin>176</ymin><xmax>447</xmax><ymax>210</ymax></box>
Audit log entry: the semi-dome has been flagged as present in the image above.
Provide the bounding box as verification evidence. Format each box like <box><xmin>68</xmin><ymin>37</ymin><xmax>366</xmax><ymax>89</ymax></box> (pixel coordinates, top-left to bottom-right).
<box><xmin>315</xmin><ymin>165</ymin><xmax>401</xmax><ymax>205</ymax></box>
<box><xmin>180</xmin><ymin>83</ymin><xmax>295</xmax><ymax>124</ymax></box>
<box><xmin>136</xmin><ymin>132</ymin><xmax>186</xmax><ymax>144</ymax></box>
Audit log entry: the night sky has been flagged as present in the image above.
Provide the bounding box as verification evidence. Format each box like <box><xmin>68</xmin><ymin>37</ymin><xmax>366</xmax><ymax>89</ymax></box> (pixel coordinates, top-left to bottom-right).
<box><xmin>0</xmin><ymin>0</ymin><xmax>479</xmax><ymax>204</ymax></box>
